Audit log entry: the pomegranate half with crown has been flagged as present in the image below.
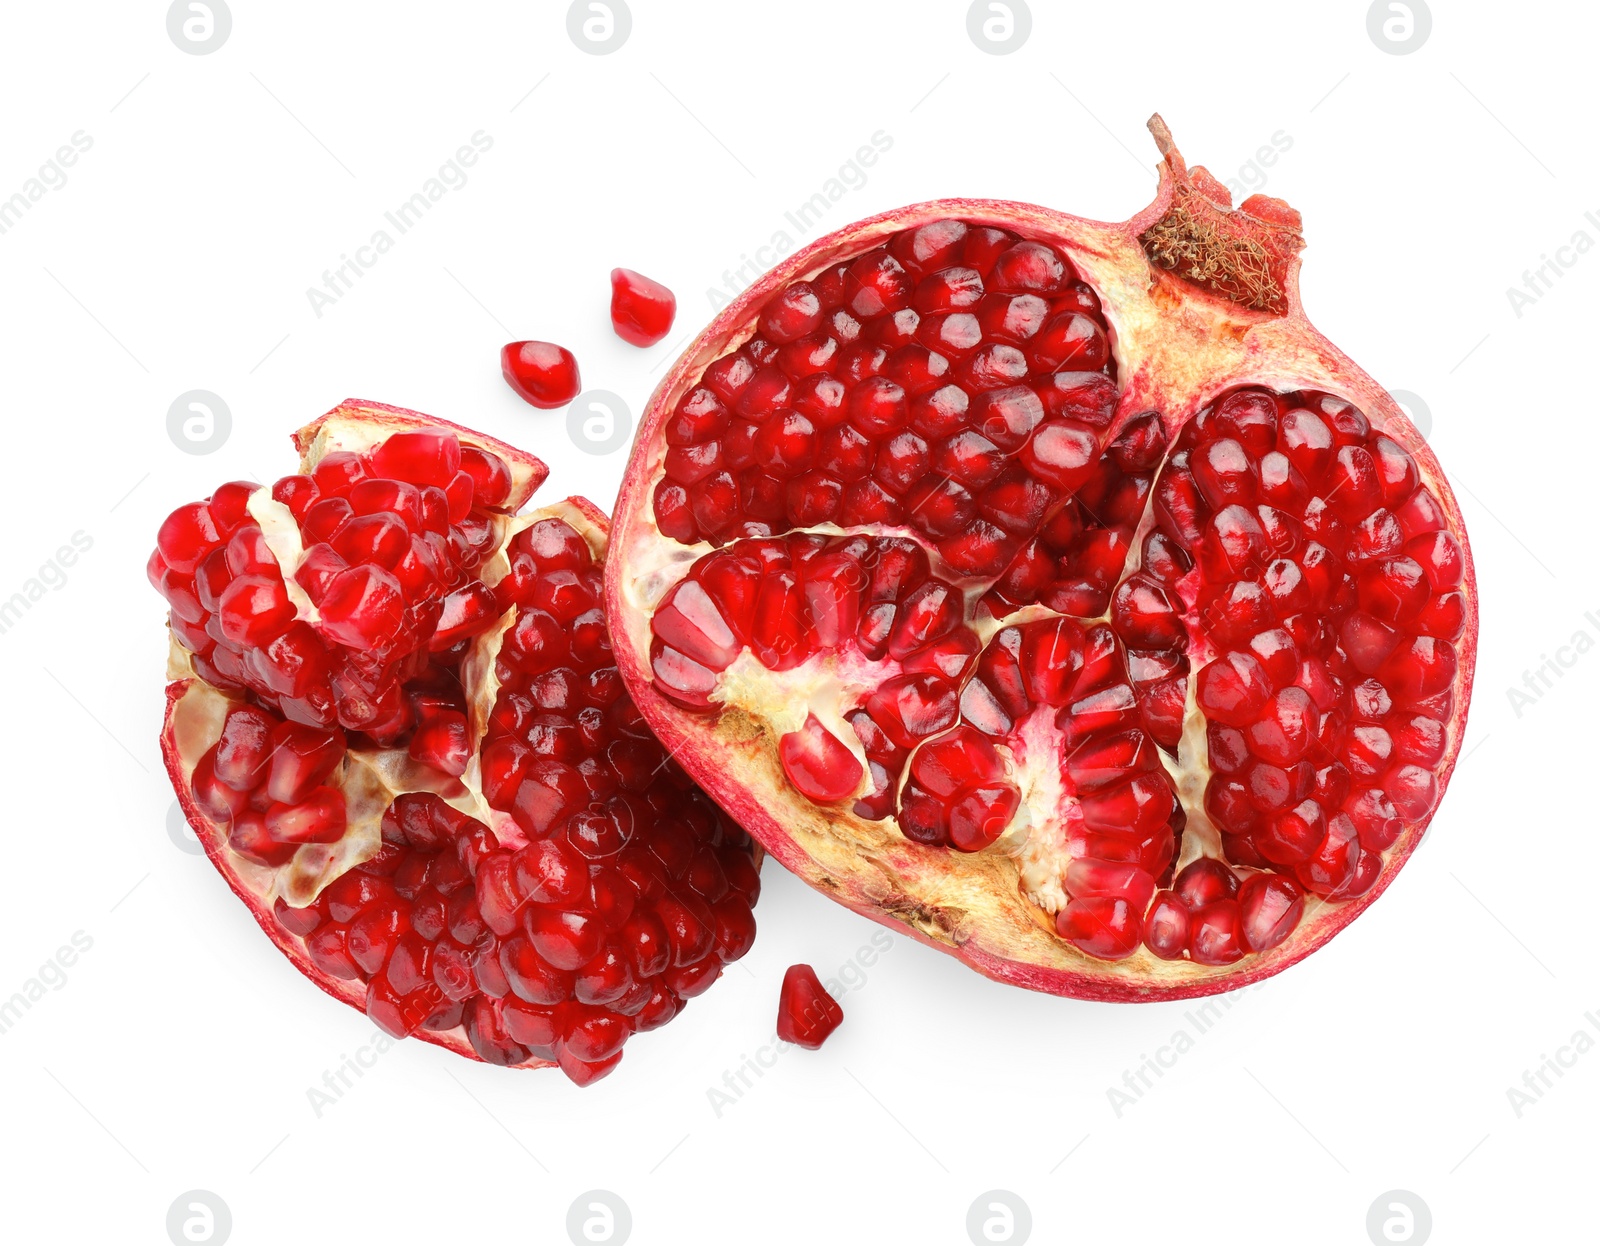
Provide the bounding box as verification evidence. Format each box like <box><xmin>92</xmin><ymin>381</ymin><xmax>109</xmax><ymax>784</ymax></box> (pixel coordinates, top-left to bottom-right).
<box><xmin>605</xmin><ymin>117</ymin><xmax>1475</xmax><ymax>1000</ymax></box>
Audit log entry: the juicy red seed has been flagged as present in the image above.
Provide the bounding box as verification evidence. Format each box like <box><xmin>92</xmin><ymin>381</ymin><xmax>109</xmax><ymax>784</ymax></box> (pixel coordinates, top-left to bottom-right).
<box><xmin>1056</xmin><ymin>896</ymin><xmax>1141</xmax><ymax>960</ymax></box>
<box><xmin>317</xmin><ymin>564</ymin><xmax>405</xmax><ymax>651</ymax></box>
<box><xmin>370</xmin><ymin>430</ymin><xmax>463</xmax><ymax>489</ymax></box>
<box><xmin>779</xmin><ymin>714</ymin><xmax>864</xmax><ymax>804</ymax></box>
<box><xmin>610</xmin><ymin>268</ymin><xmax>677</xmax><ymax>347</ymax></box>
<box><xmin>408</xmin><ymin>710</ymin><xmax>471</xmax><ymax>777</ymax></box>
<box><xmin>1143</xmin><ymin>893</ymin><xmax>1190</xmax><ymax>959</ymax></box>
<box><xmin>776</xmin><ymin>964</ymin><xmax>843</xmax><ymax>1049</ymax></box>
<box><xmin>501</xmin><ymin>341</ymin><xmax>581</xmax><ymax>408</ymax></box>
<box><xmin>1188</xmin><ymin>901</ymin><xmax>1246</xmax><ymax>965</ymax></box>
<box><xmin>1174</xmin><ymin>858</ymin><xmax>1239</xmax><ymax>910</ymax></box>
<box><xmin>158</xmin><ymin>502</ymin><xmax>222</xmax><ymax>574</ymax></box>
<box><xmin>1238</xmin><ymin>874</ymin><xmax>1304</xmax><ymax>951</ymax></box>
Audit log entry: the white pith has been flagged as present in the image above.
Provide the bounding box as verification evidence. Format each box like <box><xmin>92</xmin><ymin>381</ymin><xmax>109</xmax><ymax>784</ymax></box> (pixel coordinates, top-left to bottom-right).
<box><xmin>995</xmin><ymin>710</ymin><xmax>1080</xmax><ymax>915</ymax></box>
<box><xmin>248</xmin><ymin>486</ymin><xmax>319</xmax><ymax>622</ymax></box>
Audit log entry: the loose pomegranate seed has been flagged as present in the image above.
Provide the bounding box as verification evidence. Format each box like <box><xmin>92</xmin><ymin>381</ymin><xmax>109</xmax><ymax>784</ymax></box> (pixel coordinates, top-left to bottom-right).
<box><xmin>775</xmin><ymin>964</ymin><xmax>843</xmax><ymax>1049</ymax></box>
<box><xmin>610</xmin><ymin>268</ymin><xmax>677</xmax><ymax>347</ymax></box>
<box><xmin>501</xmin><ymin>341</ymin><xmax>582</xmax><ymax>408</ymax></box>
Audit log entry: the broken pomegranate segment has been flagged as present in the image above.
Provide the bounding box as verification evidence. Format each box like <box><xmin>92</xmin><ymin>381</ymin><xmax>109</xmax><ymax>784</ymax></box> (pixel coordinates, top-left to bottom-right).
<box><xmin>606</xmin><ymin>117</ymin><xmax>1476</xmax><ymax>1001</ymax></box>
<box><xmin>775</xmin><ymin>964</ymin><xmax>844</xmax><ymax>1049</ymax></box>
<box><xmin>610</xmin><ymin>268</ymin><xmax>677</xmax><ymax>347</ymax></box>
<box><xmin>156</xmin><ymin>400</ymin><xmax>759</xmax><ymax>1081</ymax></box>
<box><xmin>501</xmin><ymin>341</ymin><xmax>582</xmax><ymax>408</ymax></box>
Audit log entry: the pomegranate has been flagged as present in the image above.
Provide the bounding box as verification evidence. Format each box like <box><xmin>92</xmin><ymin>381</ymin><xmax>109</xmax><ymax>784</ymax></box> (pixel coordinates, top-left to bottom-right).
<box><xmin>154</xmin><ymin>400</ymin><xmax>759</xmax><ymax>1082</ymax></box>
<box><xmin>605</xmin><ymin>117</ymin><xmax>1476</xmax><ymax>1000</ymax></box>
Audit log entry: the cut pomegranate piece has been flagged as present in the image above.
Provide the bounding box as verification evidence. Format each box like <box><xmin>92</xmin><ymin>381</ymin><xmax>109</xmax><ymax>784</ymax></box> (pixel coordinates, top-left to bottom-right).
<box><xmin>606</xmin><ymin>117</ymin><xmax>1476</xmax><ymax>1003</ymax></box>
<box><xmin>501</xmin><ymin>341</ymin><xmax>582</xmax><ymax>408</ymax></box>
<box><xmin>775</xmin><ymin>964</ymin><xmax>844</xmax><ymax>1049</ymax></box>
<box><xmin>157</xmin><ymin>401</ymin><xmax>759</xmax><ymax>1083</ymax></box>
<box><xmin>610</xmin><ymin>268</ymin><xmax>677</xmax><ymax>347</ymax></box>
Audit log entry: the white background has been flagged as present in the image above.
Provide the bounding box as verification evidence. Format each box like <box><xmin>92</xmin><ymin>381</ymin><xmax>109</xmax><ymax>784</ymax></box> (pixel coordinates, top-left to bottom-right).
<box><xmin>0</xmin><ymin>2</ymin><xmax>1592</xmax><ymax>1243</ymax></box>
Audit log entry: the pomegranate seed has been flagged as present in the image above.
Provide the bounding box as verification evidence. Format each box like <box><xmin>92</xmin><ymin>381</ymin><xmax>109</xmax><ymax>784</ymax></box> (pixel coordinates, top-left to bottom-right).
<box><xmin>1056</xmin><ymin>896</ymin><xmax>1141</xmax><ymax>959</ymax></box>
<box><xmin>317</xmin><ymin>565</ymin><xmax>404</xmax><ymax>651</ymax></box>
<box><xmin>779</xmin><ymin>714</ymin><xmax>864</xmax><ymax>804</ymax></box>
<box><xmin>610</xmin><ymin>268</ymin><xmax>676</xmax><ymax>346</ymax></box>
<box><xmin>776</xmin><ymin>964</ymin><xmax>843</xmax><ymax>1049</ymax></box>
<box><xmin>1189</xmin><ymin>901</ymin><xmax>1246</xmax><ymax>965</ymax></box>
<box><xmin>1142</xmin><ymin>892</ymin><xmax>1190</xmax><ymax>959</ymax></box>
<box><xmin>1239</xmin><ymin>874</ymin><xmax>1305</xmax><ymax>951</ymax></box>
<box><xmin>501</xmin><ymin>341</ymin><xmax>581</xmax><ymax>408</ymax></box>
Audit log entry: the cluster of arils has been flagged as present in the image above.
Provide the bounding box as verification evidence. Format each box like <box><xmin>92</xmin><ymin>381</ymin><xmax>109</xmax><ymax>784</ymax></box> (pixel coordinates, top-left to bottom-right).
<box><xmin>150</xmin><ymin>430</ymin><xmax>512</xmax><ymax>744</ymax></box>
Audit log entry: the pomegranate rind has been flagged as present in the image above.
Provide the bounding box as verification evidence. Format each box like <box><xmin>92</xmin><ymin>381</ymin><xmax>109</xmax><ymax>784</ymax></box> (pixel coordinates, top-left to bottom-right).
<box><xmin>606</xmin><ymin>119</ymin><xmax>1476</xmax><ymax>1001</ymax></box>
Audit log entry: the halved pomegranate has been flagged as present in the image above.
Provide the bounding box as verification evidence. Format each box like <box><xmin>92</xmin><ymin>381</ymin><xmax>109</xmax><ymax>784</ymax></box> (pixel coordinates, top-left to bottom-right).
<box><xmin>606</xmin><ymin>117</ymin><xmax>1476</xmax><ymax>1000</ymax></box>
<box><xmin>155</xmin><ymin>400</ymin><xmax>759</xmax><ymax>1081</ymax></box>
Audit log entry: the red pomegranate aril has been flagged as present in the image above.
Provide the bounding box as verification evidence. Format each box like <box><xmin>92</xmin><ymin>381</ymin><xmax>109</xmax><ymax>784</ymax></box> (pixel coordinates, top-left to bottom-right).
<box><xmin>502</xmin><ymin>341</ymin><xmax>582</xmax><ymax>408</ymax></box>
<box><xmin>610</xmin><ymin>268</ymin><xmax>677</xmax><ymax>347</ymax></box>
<box><xmin>1174</xmin><ymin>858</ymin><xmax>1239</xmax><ymax>910</ymax></box>
<box><xmin>779</xmin><ymin>715</ymin><xmax>864</xmax><ymax>804</ymax></box>
<box><xmin>409</xmin><ymin>710</ymin><xmax>470</xmax><ymax>776</ymax></box>
<box><xmin>1188</xmin><ymin>901</ymin><xmax>1246</xmax><ymax>965</ymax></box>
<box><xmin>317</xmin><ymin>565</ymin><xmax>405</xmax><ymax>650</ymax></box>
<box><xmin>1143</xmin><ymin>892</ymin><xmax>1190</xmax><ymax>959</ymax></box>
<box><xmin>1238</xmin><ymin>874</ymin><xmax>1304</xmax><ymax>952</ymax></box>
<box><xmin>776</xmin><ymin>964</ymin><xmax>844</xmax><ymax>1049</ymax></box>
<box><xmin>501</xmin><ymin>936</ymin><xmax>578</xmax><ymax>1005</ymax></box>
<box><xmin>265</xmin><ymin>787</ymin><xmax>347</xmax><ymax>845</ymax></box>
<box><xmin>1056</xmin><ymin>896</ymin><xmax>1142</xmax><ymax>960</ymax></box>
